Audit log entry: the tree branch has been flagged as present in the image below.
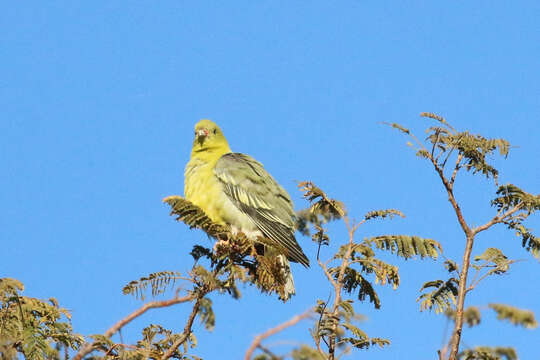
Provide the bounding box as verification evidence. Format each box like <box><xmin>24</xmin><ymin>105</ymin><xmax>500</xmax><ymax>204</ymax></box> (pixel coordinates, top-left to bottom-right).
<box><xmin>472</xmin><ymin>203</ymin><xmax>524</xmax><ymax>235</ymax></box>
<box><xmin>430</xmin><ymin>153</ymin><xmax>471</xmax><ymax>237</ymax></box>
<box><xmin>161</xmin><ymin>295</ymin><xmax>204</xmax><ymax>360</ymax></box>
<box><xmin>447</xmin><ymin>234</ymin><xmax>475</xmax><ymax>360</ymax></box>
<box><xmin>425</xmin><ymin>142</ymin><xmax>472</xmax><ymax>360</ymax></box>
<box><xmin>73</xmin><ymin>295</ymin><xmax>194</xmax><ymax>360</ymax></box>
<box><xmin>327</xmin><ymin>217</ymin><xmax>356</xmax><ymax>359</ymax></box>
<box><xmin>466</xmin><ymin>268</ymin><xmax>493</xmax><ymax>293</ymax></box>
<box><xmin>403</xmin><ymin>130</ymin><xmax>470</xmax><ymax>237</ymax></box>
<box><xmin>449</xmin><ymin>153</ymin><xmax>463</xmax><ymax>188</ymax></box>
<box><xmin>467</xmin><ymin>259</ymin><xmax>521</xmax><ymax>293</ymax></box>
<box><xmin>465</xmin><ymin>261</ymin><xmax>484</xmax><ymax>293</ymax></box>
<box><xmin>431</xmin><ymin>130</ymin><xmax>441</xmax><ymax>160</ymax></box>
<box><xmin>244</xmin><ymin>309</ymin><xmax>313</xmax><ymax>360</ymax></box>
<box><xmin>318</xmin><ymin>259</ymin><xmax>338</xmax><ymax>291</ymax></box>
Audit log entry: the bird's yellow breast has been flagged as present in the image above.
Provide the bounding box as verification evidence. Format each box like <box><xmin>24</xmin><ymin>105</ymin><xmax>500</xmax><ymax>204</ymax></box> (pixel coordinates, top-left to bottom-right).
<box><xmin>184</xmin><ymin>157</ymin><xmax>254</xmax><ymax>230</ymax></box>
<box><xmin>185</xmin><ymin>158</ymin><xmax>223</xmax><ymax>223</ymax></box>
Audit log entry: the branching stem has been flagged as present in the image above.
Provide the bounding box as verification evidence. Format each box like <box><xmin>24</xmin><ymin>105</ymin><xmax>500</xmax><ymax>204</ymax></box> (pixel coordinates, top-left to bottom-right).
<box><xmin>244</xmin><ymin>309</ymin><xmax>312</xmax><ymax>360</ymax></box>
<box><xmin>161</xmin><ymin>295</ymin><xmax>205</xmax><ymax>360</ymax></box>
<box><xmin>447</xmin><ymin>233</ymin><xmax>475</xmax><ymax>360</ymax></box>
<box><xmin>423</xmin><ymin>139</ymin><xmax>472</xmax><ymax>360</ymax></box>
<box><xmin>72</xmin><ymin>295</ymin><xmax>194</xmax><ymax>360</ymax></box>
<box><xmin>390</xmin><ymin>118</ymin><xmax>537</xmax><ymax>360</ymax></box>
<box><xmin>472</xmin><ymin>203</ymin><xmax>524</xmax><ymax>235</ymax></box>
<box><xmin>326</xmin><ymin>216</ymin><xmax>357</xmax><ymax>359</ymax></box>
<box><xmin>449</xmin><ymin>153</ymin><xmax>463</xmax><ymax>188</ymax></box>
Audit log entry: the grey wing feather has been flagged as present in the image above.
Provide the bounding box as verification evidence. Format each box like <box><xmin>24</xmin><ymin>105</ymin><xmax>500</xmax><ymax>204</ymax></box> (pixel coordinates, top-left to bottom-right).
<box><xmin>214</xmin><ymin>153</ymin><xmax>309</xmax><ymax>267</ymax></box>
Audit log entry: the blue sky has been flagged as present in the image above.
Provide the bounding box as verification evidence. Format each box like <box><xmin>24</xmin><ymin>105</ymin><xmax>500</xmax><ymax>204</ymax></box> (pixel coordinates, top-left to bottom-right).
<box><xmin>2</xmin><ymin>1</ymin><xmax>539</xmax><ymax>359</ymax></box>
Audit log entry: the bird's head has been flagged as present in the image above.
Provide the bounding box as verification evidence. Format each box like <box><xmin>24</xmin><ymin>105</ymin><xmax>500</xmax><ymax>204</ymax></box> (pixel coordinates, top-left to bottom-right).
<box><xmin>191</xmin><ymin>119</ymin><xmax>231</xmax><ymax>157</ymax></box>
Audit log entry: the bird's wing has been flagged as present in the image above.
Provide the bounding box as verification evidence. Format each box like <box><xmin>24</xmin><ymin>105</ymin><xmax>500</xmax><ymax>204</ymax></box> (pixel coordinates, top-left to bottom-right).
<box><xmin>214</xmin><ymin>153</ymin><xmax>309</xmax><ymax>267</ymax></box>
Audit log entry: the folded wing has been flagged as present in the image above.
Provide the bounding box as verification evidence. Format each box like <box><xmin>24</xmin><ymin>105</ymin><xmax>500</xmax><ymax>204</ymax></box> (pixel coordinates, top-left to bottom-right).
<box><xmin>214</xmin><ymin>153</ymin><xmax>309</xmax><ymax>267</ymax></box>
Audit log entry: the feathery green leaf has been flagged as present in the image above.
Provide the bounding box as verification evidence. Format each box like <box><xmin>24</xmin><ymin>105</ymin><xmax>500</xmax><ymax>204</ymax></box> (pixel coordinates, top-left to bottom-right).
<box><xmin>367</xmin><ymin>235</ymin><xmax>442</xmax><ymax>260</ymax></box>
<box><xmin>489</xmin><ymin>304</ymin><xmax>538</xmax><ymax>329</ymax></box>
<box><xmin>417</xmin><ymin>278</ymin><xmax>459</xmax><ymax>314</ymax></box>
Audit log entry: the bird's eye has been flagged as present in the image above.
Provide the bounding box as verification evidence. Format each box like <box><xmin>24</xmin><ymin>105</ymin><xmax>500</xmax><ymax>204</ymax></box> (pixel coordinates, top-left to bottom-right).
<box><xmin>213</xmin><ymin>129</ymin><xmax>217</xmax><ymax>134</ymax></box>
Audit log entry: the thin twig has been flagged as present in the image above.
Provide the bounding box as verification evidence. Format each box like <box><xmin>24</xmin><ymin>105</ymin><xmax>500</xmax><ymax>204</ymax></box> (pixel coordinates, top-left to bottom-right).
<box><xmin>466</xmin><ymin>271</ymin><xmax>492</xmax><ymax>293</ymax></box>
<box><xmin>244</xmin><ymin>309</ymin><xmax>313</xmax><ymax>360</ymax></box>
<box><xmin>161</xmin><ymin>295</ymin><xmax>204</xmax><ymax>360</ymax></box>
<box><xmin>466</xmin><ymin>259</ymin><xmax>521</xmax><ymax>293</ymax></box>
<box><xmin>465</xmin><ymin>262</ymin><xmax>484</xmax><ymax>293</ymax></box>
<box><xmin>449</xmin><ymin>153</ymin><xmax>463</xmax><ymax>188</ymax></box>
<box><xmin>327</xmin><ymin>216</ymin><xmax>356</xmax><ymax>359</ymax></box>
<box><xmin>161</xmin><ymin>263</ymin><xmax>223</xmax><ymax>360</ymax></box>
<box><xmin>440</xmin><ymin>253</ymin><xmax>461</xmax><ymax>277</ymax></box>
<box><xmin>472</xmin><ymin>203</ymin><xmax>524</xmax><ymax>235</ymax></box>
<box><xmin>431</xmin><ymin>130</ymin><xmax>441</xmax><ymax>159</ymax></box>
<box><xmin>351</xmin><ymin>219</ymin><xmax>366</xmax><ymax>233</ymax></box>
<box><xmin>442</xmin><ymin>133</ymin><xmax>463</xmax><ymax>170</ymax></box>
<box><xmin>318</xmin><ymin>259</ymin><xmax>338</xmax><ymax>290</ymax></box>
<box><xmin>424</xmin><ymin>138</ymin><xmax>473</xmax><ymax>360</ymax></box>
<box><xmin>431</xmin><ymin>154</ymin><xmax>471</xmax><ymax>236</ymax></box>
<box><xmin>317</xmin><ymin>239</ymin><xmax>323</xmax><ymax>261</ymax></box>
<box><xmin>317</xmin><ymin>293</ymin><xmax>332</xmax><ymax>349</ymax></box>
<box><xmin>72</xmin><ymin>295</ymin><xmax>194</xmax><ymax>360</ymax></box>
<box><xmin>103</xmin><ymin>344</ymin><xmax>120</xmax><ymax>357</ymax></box>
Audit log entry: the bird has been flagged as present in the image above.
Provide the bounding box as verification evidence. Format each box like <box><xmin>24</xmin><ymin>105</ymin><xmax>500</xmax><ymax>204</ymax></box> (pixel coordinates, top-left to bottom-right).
<box><xmin>184</xmin><ymin>119</ymin><xmax>309</xmax><ymax>300</ymax></box>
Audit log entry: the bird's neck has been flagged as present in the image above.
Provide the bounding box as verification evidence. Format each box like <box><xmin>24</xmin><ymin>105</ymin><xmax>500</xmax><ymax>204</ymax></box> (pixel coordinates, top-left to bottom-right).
<box><xmin>190</xmin><ymin>143</ymin><xmax>232</xmax><ymax>164</ymax></box>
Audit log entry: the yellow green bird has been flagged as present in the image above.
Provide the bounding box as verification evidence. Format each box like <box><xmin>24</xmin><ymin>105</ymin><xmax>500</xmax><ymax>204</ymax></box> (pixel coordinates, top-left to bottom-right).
<box><xmin>184</xmin><ymin>119</ymin><xmax>309</xmax><ymax>300</ymax></box>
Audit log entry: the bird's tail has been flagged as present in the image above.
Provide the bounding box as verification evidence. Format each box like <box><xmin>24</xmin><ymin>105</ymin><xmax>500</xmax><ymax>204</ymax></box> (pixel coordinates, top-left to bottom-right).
<box><xmin>277</xmin><ymin>254</ymin><xmax>295</xmax><ymax>301</ymax></box>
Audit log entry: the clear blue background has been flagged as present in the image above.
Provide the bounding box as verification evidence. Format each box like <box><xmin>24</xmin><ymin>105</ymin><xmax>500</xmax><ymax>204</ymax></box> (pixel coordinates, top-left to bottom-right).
<box><xmin>2</xmin><ymin>1</ymin><xmax>539</xmax><ymax>359</ymax></box>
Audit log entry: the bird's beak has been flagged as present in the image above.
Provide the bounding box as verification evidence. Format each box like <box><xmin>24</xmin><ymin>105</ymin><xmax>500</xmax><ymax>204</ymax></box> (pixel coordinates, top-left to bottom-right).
<box><xmin>197</xmin><ymin>128</ymin><xmax>208</xmax><ymax>146</ymax></box>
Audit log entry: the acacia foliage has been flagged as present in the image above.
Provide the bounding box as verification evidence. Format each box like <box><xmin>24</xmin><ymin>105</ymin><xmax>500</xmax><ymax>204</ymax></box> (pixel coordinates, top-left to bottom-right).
<box><xmin>389</xmin><ymin>112</ymin><xmax>539</xmax><ymax>360</ymax></box>
<box><xmin>290</xmin><ymin>181</ymin><xmax>442</xmax><ymax>359</ymax></box>
<box><xmin>458</xmin><ymin>347</ymin><xmax>517</xmax><ymax>360</ymax></box>
<box><xmin>367</xmin><ymin>235</ymin><xmax>442</xmax><ymax>260</ymax></box>
<box><xmin>488</xmin><ymin>304</ymin><xmax>538</xmax><ymax>329</ymax></box>
<box><xmin>444</xmin><ymin>303</ymin><xmax>537</xmax><ymax>358</ymax></box>
<box><xmin>123</xmin><ymin>271</ymin><xmax>183</xmax><ymax>301</ymax></box>
<box><xmin>398</xmin><ymin>112</ymin><xmax>540</xmax><ymax>261</ymax></box>
<box><xmin>84</xmin><ymin>323</ymin><xmax>206</xmax><ymax>360</ymax></box>
<box><xmin>491</xmin><ymin>185</ymin><xmax>540</xmax><ymax>258</ymax></box>
<box><xmin>418</xmin><ymin>278</ymin><xmax>459</xmax><ymax>314</ymax></box>
<box><xmin>0</xmin><ymin>278</ymin><xmax>84</xmax><ymax>360</ymax></box>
